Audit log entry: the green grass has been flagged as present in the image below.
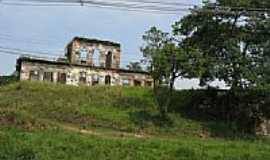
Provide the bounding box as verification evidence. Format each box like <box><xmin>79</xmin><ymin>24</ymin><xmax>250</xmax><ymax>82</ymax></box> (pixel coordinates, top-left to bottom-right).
<box><xmin>0</xmin><ymin>81</ymin><xmax>269</xmax><ymax>160</ymax></box>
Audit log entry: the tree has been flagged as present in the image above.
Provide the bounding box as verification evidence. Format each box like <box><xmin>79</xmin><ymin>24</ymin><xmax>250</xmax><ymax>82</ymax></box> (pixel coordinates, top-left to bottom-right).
<box><xmin>172</xmin><ymin>0</ymin><xmax>270</xmax><ymax>90</ymax></box>
<box><xmin>141</xmin><ymin>0</ymin><xmax>270</xmax><ymax>132</ymax></box>
<box><xmin>141</xmin><ymin>26</ymin><xmax>170</xmax><ymax>89</ymax></box>
<box><xmin>161</xmin><ymin>41</ymin><xmax>203</xmax><ymax>91</ymax></box>
<box><xmin>141</xmin><ymin>27</ymin><xmax>198</xmax><ymax>117</ymax></box>
<box><xmin>126</xmin><ymin>62</ymin><xmax>143</xmax><ymax>72</ymax></box>
<box><xmin>141</xmin><ymin>27</ymin><xmax>176</xmax><ymax>117</ymax></box>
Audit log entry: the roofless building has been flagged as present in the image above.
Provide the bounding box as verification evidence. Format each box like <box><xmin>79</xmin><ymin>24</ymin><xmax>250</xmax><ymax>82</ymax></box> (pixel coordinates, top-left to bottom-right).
<box><xmin>16</xmin><ymin>37</ymin><xmax>153</xmax><ymax>87</ymax></box>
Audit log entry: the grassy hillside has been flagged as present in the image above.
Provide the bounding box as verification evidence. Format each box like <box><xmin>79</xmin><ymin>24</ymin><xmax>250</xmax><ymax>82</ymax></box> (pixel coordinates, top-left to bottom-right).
<box><xmin>0</xmin><ymin>82</ymin><xmax>269</xmax><ymax>160</ymax></box>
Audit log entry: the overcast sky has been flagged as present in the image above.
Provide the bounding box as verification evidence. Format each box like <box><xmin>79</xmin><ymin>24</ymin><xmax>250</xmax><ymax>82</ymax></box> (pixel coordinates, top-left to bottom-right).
<box><xmin>0</xmin><ymin>0</ymin><xmax>222</xmax><ymax>89</ymax></box>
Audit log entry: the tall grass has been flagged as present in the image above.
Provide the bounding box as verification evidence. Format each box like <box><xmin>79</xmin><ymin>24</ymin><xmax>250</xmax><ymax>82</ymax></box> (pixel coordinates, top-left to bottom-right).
<box><xmin>0</xmin><ymin>127</ymin><xmax>269</xmax><ymax>160</ymax></box>
<box><xmin>0</xmin><ymin>81</ymin><xmax>269</xmax><ymax>160</ymax></box>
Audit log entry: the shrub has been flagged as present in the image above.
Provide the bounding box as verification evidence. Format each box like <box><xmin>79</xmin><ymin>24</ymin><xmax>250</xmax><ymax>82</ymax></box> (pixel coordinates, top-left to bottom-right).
<box><xmin>0</xmin><ymin>76</ymin><xmax>18</xmax><ymax>86</ymax></box>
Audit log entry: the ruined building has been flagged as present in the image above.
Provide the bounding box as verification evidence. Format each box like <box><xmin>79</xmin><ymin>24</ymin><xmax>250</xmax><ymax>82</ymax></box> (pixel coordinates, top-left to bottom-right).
<box><xmin>16</xmin><ymin>37</ymin><xmax>153</xmax><ymax>87</ymax></box>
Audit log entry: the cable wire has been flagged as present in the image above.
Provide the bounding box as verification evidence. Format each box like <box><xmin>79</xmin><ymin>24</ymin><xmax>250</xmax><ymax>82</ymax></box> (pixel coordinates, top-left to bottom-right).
<box><xmin>0</xmin><ymin>0</ymin><xmax>192</xmax><ymax>14</ymax></box>
<box><xmin>0</xmin><ymin>46</ymin><xmax>145</xmax><ymax>64</ymax></box>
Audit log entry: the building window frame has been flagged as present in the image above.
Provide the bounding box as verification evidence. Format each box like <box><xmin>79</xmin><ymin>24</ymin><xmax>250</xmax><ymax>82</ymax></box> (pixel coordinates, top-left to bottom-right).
<box><xmin>105</xmin><ymin>75</ymin><xmax>111</xmax><ymax>85</ymax></box>
<box><xmin>134</xmin><ymin>80</ymin><xmax>142</xmax><ymax>87</ymax></box>
<box><xmin>122</xmin><ymin>79</ymin><xmax>130</xmax><ymax>86</ymax></box>
<box><xmin>57</xmin><ymin>72</ymin><xmax>67</xmax><ymax>84</ymax></box>
<box><xmin>79</xmin><ymin>72</ymin><xmax>87</xmax><ymax>84</ymax></box>
<box><xmin>43</xmin><ymin>72</ymin><xmax>53</xmax><ymax>82</ymax></box>
<box><xmin>29</xmin><ymin>70</ymin><xmax>39</xmax><ymax>81</ymax></box>
<box><xmin>92</xmin><ymin>74</ymin><xmax>99</xmax><ymax>86</ymax></box>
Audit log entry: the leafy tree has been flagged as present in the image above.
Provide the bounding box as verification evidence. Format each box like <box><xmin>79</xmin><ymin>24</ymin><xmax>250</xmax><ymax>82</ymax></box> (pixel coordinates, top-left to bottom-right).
<box><xmin>160</xmin><ymin>42</ymin><xmax>199</xmax><ymax>91</ymax></box>
<box><xmin>141</xmin><ymin>27</ymin><xmax>197</xmax><ymax>90</ymax></box>
<box><xmin>126</xmin><ymin>62</ymin><xmax>143</xmax><ymax>72</ymax></box>
<box><xmin>141</xmin><ymin>26</ymin><xmax>170</xmax><ymax>89</ymax></box>
<box><xmin>141</xmin><ymin>0</ymin><xmax>270</xmax><ymax>131</ymax></box>
<box><xmin>172</xmin><ymin>0</ymin><xmax>270</xmax><ymax>89</ymax></box>
<box><xmin>141</xmin><ymin>27</ymin><xmax>176</xmax><ymax>117</ymax></box>
<box><xmin>141</xmin><ymin>27</ymin><xmax>198</xmax><ymax>116</ymax></box>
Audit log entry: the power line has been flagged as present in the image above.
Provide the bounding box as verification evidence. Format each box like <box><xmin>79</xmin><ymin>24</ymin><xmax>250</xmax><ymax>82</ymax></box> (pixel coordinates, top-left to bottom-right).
<box><xmin>17</xmin><ymin>0</ymin><xmax>197</xmax><ymax>7</ymax></box>
<box><xmin>204</xmin><ymin>5</ymin><xmax>270</xmax><ymax>14</ymax></box>
<box><xmin>1</xmin><ymin>3</ymin><xmax>188</xmax><ymax>15</ymax></box>
<box><xmin>0</xmin><ymin>46</ymin><xmax>62</xmax><ymax>57</ymax></box>
<box><xmin>115</xmin><ymin>0</ymin><xmax>196</xmax><ymax>7</ymax></box>
<box><xmin>83</xmin><ymin>1</ymin><xmax>189</xmax><ymax>12</ymax></box>
<box><xmin>0</xmin><ymin>46</ymin><xmax>145</xmax><ymax>64</ymax></box>
<box><xmin>0</xmin><ymin>45</ymin><xmax>264</xmax><ymax>69</ymax></box>
<box><xmin>0</xmin><ymin>50</ymin><xmax>141</xmax><ymax>65</ymax></box>
<box><xmin>9</xmin><ymin>0</ymin><xmax>196</xmax><ymax>7</ymax></box>
<box><xmin>206</xmin><ymin>3</ymin><xmax>270</xmax><ymax>12</ymax></box>
<box><xmin>1</xmin><ymin>2</ymin><xmax>77</xmax><ymax>7</ymax></box>
<box><xmin>2</xmin><ymin>0</ymin><xmax>270</xmax><ymax>15</ymax></box>
<box><xmin>0</xmin><ymin>49</ymin><xmax>65</xmax><ymax>65</ymax></box>
<box><xmin>0</xmin><ymin>32</ymin><xmax>69</xmax><ymax>44</ymax></box>
<box><xmin>0</xmin><ymin>49</ymin><xmax>26</xmax><ymax>56</ymax></box>
<box><xmin>0</xmin><ymin>0</ymin><xmax>192</xmax><ymax>14</ymax></box>
<box><xmin>82</xmin><ymin>3</ymin><xmax>188</xmax><ymax>14</ymax></box>
<box><xmin>0</xmin><ymin>36</ymin><xmax>65</xmax><ymax>52</ymax></box>
<box><xmin>4</xmin><ymin>0</ymin><xmax>270</xmax><ymax>12</ymax></box>
<box><xmin>0</xmin><ymin>35</ymin><xmax>143</xmax><ymax>57</ymax></box>
<box><xmin>0</xmin><ymin>34</ymin><xmax>146</xmax><ymax>57</ymax></box>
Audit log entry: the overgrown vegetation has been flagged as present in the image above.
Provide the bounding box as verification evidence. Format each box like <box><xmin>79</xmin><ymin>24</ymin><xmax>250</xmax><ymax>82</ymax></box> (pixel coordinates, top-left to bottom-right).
<box><xmin>140</xmin><ymin>0</ymin><xmax>270</xmax><ymax>127</ymax></box>
<box><xmin>0</xmin><ymin>76</ymin><xmax>18</xmax><ymax>86</ymax></box>
<box><xmin>0</xmin><ymin>82</ymin><xmax>269</xmax><ymax>159</ymax></box>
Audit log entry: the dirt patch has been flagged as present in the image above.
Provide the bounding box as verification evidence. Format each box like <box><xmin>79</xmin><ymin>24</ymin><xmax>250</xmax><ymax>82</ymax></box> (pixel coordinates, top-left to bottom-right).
<box><xmin>58</xmin><ymin>123</ymin><xmax>148</xmax><ymax>139</ymax></box>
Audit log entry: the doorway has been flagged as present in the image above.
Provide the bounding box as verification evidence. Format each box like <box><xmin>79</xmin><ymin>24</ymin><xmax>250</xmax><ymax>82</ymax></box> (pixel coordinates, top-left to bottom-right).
<box><xmin>105</xmin><ymin>75</ymin><xmax>111</xmax><ymax>85</ymax></box>
<box><xmin>105</xmin><ymin>51</ymin><xmax>112</xmax><ymax>68</ymax></box>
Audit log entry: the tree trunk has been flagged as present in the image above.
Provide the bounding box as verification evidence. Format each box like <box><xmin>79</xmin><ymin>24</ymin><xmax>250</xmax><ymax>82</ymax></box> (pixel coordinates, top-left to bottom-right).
<box><xmin>162</xmin><ymin>75</ymin><xmax>176</xmax><ymax>118</ymax></box>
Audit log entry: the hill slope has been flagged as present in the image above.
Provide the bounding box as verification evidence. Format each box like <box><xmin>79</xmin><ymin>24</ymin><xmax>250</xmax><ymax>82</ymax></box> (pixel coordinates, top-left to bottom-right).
<box><xmin>0</xmin><ymin>82</ymin><xmax>269</xmax><ymax>160</ymax></box>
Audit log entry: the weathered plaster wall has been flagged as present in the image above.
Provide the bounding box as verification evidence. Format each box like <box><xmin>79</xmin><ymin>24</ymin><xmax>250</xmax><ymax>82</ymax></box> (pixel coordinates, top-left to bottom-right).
<box><xmin>19</xmin><ymin>61</ymin><xmax>153</xmax><ymax>87</ymax></box>
<box><xmin>69</xmin><ymin>39</ymin><xmax>121</xmax><ymax>69</ymax></box>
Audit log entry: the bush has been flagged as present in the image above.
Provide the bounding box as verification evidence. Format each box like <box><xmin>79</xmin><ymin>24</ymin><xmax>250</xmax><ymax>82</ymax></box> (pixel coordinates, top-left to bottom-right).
<box><xmin>0</xmin><ymin>76</ymin><xmax>18</xmax><ymax>86</ymax></box>
<box><xmin>16</xmin><ymin>148</ymin><xmax>37</xmax><ymax>160</ymax></box>
<box><xmin>172</xmin><ymin>88</ymin><xmax>270</xmax><ymax>135</ymax></box>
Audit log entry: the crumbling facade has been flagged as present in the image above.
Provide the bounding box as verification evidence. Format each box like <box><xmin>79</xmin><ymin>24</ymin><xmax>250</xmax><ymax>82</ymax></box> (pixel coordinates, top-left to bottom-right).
<box><xmin>16</xmin><ymin>37</ymin><xmax>153</xmax><ymax>87</ymax></box>
<box><xmin>66</xmin><ymin>37</ymin><xmax>121</xmax><ymax>69</ymax></box>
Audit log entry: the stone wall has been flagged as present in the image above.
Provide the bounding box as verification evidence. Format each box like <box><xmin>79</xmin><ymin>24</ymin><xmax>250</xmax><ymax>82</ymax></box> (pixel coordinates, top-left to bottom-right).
<box><xmin>67</xmin><ymin>38</ymin><xmax>121</xmax><ymax>69</ymax></box>
<box><xmin>19</xmin><ymin>61</ymin><xmax>153</xmax><ymax>87</ymax></box>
